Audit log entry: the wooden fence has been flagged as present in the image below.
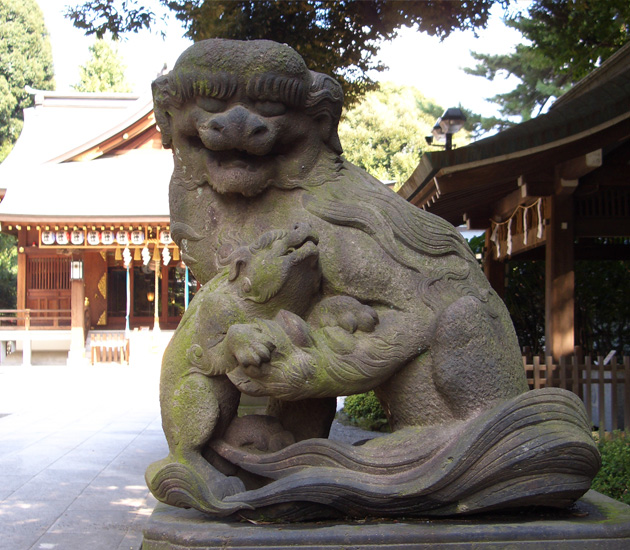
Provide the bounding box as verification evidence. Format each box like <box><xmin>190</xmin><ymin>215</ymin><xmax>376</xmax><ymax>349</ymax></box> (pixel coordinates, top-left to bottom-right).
<box><xmin>0</xmin><ymin>309</ymin><xmax>72</xmax><ymax>329</ymax></box>
<box><xmin>523</xmin><ymin>349</ymin><xmax>630</xmax><ymax>432</ymax></box>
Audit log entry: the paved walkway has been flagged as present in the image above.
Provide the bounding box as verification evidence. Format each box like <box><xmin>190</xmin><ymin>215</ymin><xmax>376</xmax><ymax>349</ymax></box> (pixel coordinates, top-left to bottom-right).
<box><xmin>0</xmin><ymin>360</ymin><xmax>374</xmax><ymax>550</ymax></box>
<box><xmin>0</xmin><ymin>362</ymin><xmax>165</xmax><ymax>550</ymax></box>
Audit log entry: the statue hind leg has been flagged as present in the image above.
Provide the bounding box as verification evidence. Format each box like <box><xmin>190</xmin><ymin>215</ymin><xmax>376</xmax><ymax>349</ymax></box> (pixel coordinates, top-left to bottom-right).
<box><xmin>146</xmin><ymin>365</ymin><xmax>245</xmax><ymax>515</ymax></box>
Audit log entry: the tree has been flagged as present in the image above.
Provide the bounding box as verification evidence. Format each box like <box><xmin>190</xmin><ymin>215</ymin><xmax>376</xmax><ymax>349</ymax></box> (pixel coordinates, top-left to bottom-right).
<box><xmin>0</xmin><ymin>234</ymin><xmax>17</xmax><ymax>309</ymax></box>
<box><xmin>73</xmin><ymin>39</ymin><xmax>132</xmax><ymax>93</ymax></box>
<box><xmin>65</xmin><ymin>0</ymin><xmax>501</xmax><ymax>106</ymax></box>
<box><xmin>466</xmin><ymin>0</ymin><xmax>630</xmax><ymax>129</ymax></box>
<box><xmin>339</xmin><ymin>82</ymin><xmax>468</xmax><ymax>187</ymax></box>
<box><xmin>0</xmin><ymin>0</ymin><xmax>55</xmax><ymax>162</ymax></box>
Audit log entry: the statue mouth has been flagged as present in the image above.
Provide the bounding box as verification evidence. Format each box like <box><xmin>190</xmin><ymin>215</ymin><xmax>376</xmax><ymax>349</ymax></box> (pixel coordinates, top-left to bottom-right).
<box><xmin>286</xmin><ymin>237</ymin><xmax>319</xmax><ymax>266</ymax></box>
<box><xmin>212</xmin><ymin>150</ymin><xmax>271</xmax><ymax>172</ymax></box>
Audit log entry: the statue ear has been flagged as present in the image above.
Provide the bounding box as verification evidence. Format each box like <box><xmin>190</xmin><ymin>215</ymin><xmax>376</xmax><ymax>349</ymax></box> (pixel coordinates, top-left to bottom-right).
<box><xmin>227</xmin><ymin>248</ymin><xmax>250</xmax><ymax>281</ymax></box>
<box><xmin>306</xmin><ymin>71</ymin><xmax>344</xmax><ymax>155</ymax></box>
<box><xmin>317</xmin><ymin>113</ymin><xmax>343</xmax><ymax>155</ymax></box>
<box><xmin>228</xmin><ymin>258</ymin><xmax>246</xmax><ymax>281</ymax></box>
<box><xmin>152</xmin><ymin>75</ymin><xmax>174</xmax><ymax>149</ymax></box>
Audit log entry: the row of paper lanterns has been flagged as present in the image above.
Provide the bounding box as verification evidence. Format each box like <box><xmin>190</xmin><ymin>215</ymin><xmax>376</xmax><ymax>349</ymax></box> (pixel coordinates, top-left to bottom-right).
<box><xmin>41</xmin><ymin>229</ymin><xmax>173</xmax><ymax>246</ymax></box>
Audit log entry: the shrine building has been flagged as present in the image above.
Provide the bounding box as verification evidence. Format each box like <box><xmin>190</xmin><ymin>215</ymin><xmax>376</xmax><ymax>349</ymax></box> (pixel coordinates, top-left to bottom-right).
<box><xmin>399</xmin><ymin>43</ymin><xmax>630</xmax><ymax>360</ymax></box>
<box><xmin>0</xmin><ymin>89</ymin><xmax>192</xmax><ymax>363</ymax></box>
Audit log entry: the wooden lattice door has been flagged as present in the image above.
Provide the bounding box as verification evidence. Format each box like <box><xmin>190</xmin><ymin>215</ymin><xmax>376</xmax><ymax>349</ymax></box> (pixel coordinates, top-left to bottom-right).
<box><xmin>26</xmin><ymin>255</ymin><xmax>71</xmax><ymax>327</ymax></box>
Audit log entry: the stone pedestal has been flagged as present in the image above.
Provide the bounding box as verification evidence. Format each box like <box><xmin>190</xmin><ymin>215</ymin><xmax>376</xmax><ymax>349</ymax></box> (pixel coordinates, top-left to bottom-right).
<box><xmin>142</xmin><ymin>491</ymin><xmax>630</xmax><ymax>549</ymax></box>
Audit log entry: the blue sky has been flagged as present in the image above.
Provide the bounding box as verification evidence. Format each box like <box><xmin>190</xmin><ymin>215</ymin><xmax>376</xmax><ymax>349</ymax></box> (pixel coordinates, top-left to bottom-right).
<box><xmin>39</xmin><ymin>1</ymin><xmax>530</xmax><ymax>117</ymax></box>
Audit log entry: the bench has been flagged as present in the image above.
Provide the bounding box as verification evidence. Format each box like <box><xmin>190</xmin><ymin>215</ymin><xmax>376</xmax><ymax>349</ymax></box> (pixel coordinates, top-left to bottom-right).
<box><xmin>90</xmin><ymin>333</ymin><xmax>130</xmax><ymax>365</ymax></box>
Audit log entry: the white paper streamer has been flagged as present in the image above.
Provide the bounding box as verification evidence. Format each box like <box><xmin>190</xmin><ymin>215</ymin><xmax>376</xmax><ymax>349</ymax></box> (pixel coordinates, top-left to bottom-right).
<box><xmin>491</xmin><ymin>223</ymin><xmax>500</xmax><ymax>259</ymax></box>
<box><xmin>122</xmin><ymin>247</ymin><xmax>132</xmax><ymax>268</ymax></box>
<box><xmin>162</xmin><ymin>246</ymin><xmax>171</xmax><ymax>266</ymax></box>
<box><xmin>142</xmin><ymin>246</ymin><xmax>151</xmax><ymax>266</ymax></box>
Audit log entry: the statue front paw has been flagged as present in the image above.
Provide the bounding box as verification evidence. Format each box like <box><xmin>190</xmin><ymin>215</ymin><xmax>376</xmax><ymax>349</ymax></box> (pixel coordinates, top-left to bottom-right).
<box><xmin>225</xmin><ymin>323</ymin><xmax>276</xmax><ymax>370</ymax></box>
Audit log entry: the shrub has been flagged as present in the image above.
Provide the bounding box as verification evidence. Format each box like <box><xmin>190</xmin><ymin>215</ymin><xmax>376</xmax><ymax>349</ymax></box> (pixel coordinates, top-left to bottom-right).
<box><xmin>342</xmin><ymin>391</ymin><xmax>389</xmax><ymax>431</ymax></box>
<box><xmin>591</xmin><ymin>431</ymin><xmax>630</xmax><ymax>505</ymax></box>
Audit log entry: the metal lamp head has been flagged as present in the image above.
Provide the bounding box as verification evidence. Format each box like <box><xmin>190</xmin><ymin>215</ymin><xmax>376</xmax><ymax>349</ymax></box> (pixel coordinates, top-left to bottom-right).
<box><xmin>438</xmin><ymin>108</ymin><xmax>467</xmax><ymax>135</ymax></box>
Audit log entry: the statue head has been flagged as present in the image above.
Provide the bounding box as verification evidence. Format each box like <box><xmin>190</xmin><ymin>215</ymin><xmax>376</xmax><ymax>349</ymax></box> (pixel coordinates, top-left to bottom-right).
<box><xmin>153</xmin><ymin>39</ymin><xmax>343</xmax><ymax>197</ymax></box>
<box><xmin>219</xmin><ymin>222</ymin><xmax>321</xmax><ymax>318</ymax></box>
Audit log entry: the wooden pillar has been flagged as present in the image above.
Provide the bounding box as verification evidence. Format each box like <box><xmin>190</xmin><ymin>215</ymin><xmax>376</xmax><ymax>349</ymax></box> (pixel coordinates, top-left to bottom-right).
<box><xmin>161</xmin><ymin>264</ymin><xmax>169</xmax><ymax>327</ymax></box>
<box><xmin>16</xmin><ymin>230</ymin><xmax>26</xmax><ymax>312</ymax></box>
<box><xmin>67</xmin><ymin>256</ymin><xmax>87</xmax><ymax>366</ymax></box>
<box><xmin>153</xmin><ymin>260</ymin><xmax>160</xmax><ymax>331</ymax></box>
<box><xmin>483</xmin><ymin>229</ymin><xmax>505</xmax><ymax>298</ymax></box>
<box><xmin>545</xmin><ymin>189</ymin><xmax>575</xmax><ymax>360</ymax></box>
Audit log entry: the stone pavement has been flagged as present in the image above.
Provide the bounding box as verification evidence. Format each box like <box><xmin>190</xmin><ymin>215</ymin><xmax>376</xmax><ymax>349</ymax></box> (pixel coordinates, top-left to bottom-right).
<box><xmin>0</xmin><ymin>362</ymin><xmax>165</xmax><ymax>550</ymax></box>
<box><xmin>0</xmin><ymin>358</ymin><xmax>373</xmax><ymax>550</ymax></box>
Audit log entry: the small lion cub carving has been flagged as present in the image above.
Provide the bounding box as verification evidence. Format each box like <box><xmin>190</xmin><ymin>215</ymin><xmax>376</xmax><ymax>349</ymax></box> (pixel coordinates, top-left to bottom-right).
<box><xmin>146</xmin><ymin>222</ymin><xmax>377</xmax><ymax>515</ymax></box>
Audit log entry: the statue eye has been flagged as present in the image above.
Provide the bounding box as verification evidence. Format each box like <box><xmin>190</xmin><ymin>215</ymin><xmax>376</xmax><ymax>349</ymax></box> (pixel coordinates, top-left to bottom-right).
<box><xmin>241</xmin><ymin>277</ymin><xmax>252</xmax><ymax>294</ymax></box>
<box><xmin>255</xmin><ymin>101</ymin><xmax>287</xmax><ymax>117</ymax></box>
<box><xmin>196</xmin><ymin>96</ymin><xmax>226</xmax><ymax>113</ymax></box>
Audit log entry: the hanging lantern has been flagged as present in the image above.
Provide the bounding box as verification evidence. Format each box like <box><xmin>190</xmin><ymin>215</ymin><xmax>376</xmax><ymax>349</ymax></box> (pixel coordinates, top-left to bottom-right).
<box><xmin>55</xmin><ymin>231</ymin><xmax>69</xmax><ymax>245</ymax></box>
<box><xmin>41</xmin><ymin>231</ymin><xmax>55</xmax><ymax>245</ymax></box>
<box><xmin>101</xmin><ymin>230</ymin><xmax>115</xmax><ymax>245</ymax></box>
<box><xmin>87</xmin><ymin>230</ymin><xmax>100</xmax><ymax>245</ymax></box>
<box><xmin>159</xmin><ymin>230</ymin><xmax>173</xmax><ymax>245</ymax></box>
<box><xmin>131</xmin><ymin>230</ymin><xmax>145</xmax><ymax>245</ymax></box>
<box><xmin>70</xmin><ymin>230</ymin><xmax>84</xmax><ymax>245</ymax></box>
<box><xmin>116</xmin><ymin>230</ymin><xmax>129</xmax><ymax>245</ymax></box>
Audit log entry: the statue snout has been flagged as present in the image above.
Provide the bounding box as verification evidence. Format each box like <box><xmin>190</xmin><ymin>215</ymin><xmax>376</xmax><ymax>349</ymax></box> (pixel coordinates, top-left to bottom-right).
<box><xmin>198</xmin><ymin>106</ymin><xmax>276</xmax><ymax>155</ymax></box>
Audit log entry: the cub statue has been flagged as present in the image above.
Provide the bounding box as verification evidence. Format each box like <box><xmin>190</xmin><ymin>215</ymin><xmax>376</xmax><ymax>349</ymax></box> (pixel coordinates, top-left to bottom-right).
<box><xmin>147</xmin><ymin>38</ymin><xmax>600</xmax><ymax>520</ymax></box>
<box><xmin>147</xmin><ymin>222</ymin><xmax>379</xmax><ymax>514</ymax></box>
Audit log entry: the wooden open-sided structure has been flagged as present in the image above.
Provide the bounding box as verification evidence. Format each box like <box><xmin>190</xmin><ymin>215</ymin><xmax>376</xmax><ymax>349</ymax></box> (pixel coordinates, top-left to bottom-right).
<box><xmin>399</xmin><ymin>44</ymin><xmax>630</xmax><ymax>360</ymax></box>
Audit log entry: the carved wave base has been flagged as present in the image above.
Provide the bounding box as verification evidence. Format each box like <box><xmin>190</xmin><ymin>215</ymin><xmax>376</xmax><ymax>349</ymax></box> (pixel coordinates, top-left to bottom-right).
<box><xmin>149</xmin><ymin>388</ymin><xmax>600</xmax><ymax>522</ymax></box>
<box><xmin>211</xmin><ymin>388</ymin><xmax>601</xmax><ymax>521</ymax></box>
<box><xmin>142</xmin><ymin>491</ymin><xmax>630</xmax><ymax>550</ymax></box>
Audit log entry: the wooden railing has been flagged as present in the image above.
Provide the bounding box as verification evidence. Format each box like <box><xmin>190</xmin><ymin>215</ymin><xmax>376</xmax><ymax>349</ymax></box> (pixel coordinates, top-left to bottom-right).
<box><xmin>0</xmin><ymin>309</ymin><xmax>72</xmax><ymax>329</ymax></box>
<box><xmin>524</xmin><ymin>348</ymin><xmax>630</xmax><ymax>432</ymax></box>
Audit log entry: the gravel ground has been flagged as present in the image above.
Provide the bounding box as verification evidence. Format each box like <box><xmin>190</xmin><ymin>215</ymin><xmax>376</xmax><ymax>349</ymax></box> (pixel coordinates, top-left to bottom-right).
<box><xmin>328</xmin><ymin>419</ymin><xmax>384</xmax><ymax>445</ymax></box>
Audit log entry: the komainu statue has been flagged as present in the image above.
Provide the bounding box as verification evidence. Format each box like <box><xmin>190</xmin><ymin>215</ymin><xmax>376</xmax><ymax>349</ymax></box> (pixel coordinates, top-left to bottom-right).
<box><xmin>146</xmin><ymin>39</ymin><xmax>600</xmax><ymax>521</ymax></box>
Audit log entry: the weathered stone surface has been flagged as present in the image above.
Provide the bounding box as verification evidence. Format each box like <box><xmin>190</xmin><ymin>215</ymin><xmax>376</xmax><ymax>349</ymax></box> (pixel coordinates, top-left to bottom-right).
<box><xmin>142</xmin><ymin>491</ymin><xmax>630</xmax><ymax>549</ymax></box>
<box><xmin>145</xmin><ymin>38</ymin><xmax>600</xmax><ymax>521</ymax></box>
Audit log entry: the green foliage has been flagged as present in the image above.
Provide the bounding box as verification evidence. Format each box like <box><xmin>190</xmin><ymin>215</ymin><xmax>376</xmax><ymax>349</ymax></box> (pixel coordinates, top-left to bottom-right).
<box><xmin>65</xmin><ymin>0</ymin><xmax>500</xmax><ymax>106</ymax></box>
<box><xmin>342</xmin><ymin>391</ymin><xmax>389</xmax><ymax>431</ymax></box>
<box><xmin>592</xmin><ymin>431</ymin><xmax>630</xmax><ymax>505</ymax></box>
<box><xmin>466</xmin><ymin>234</ymin><xmax>485</xmax><ymax>257</ymax></box>
<box><xmin>498</xmin><ymin>254</ymin><xmax>630</xmax><ymax>356</ymax></box>
<box><xmin>74</xmin><ymin>39</ymin><xmax>132</xmax><ymax>93</ymax></box>
<box><xmin>339</xmin><ymin>83</ymin><xmax>469</xmax><ymax>187</ymax></box>
<box><xmin>0</xmin><ymin>234</ymin><xmax>17</xmax><ymax>309</ymax></box>
<box><xmin>576</xmin><ymin>259</ymin><xmax>630</xmax><ymax>356</ymax></box>
<box><xmin>504</xmin><ymin>259</ymin><xmax>546</xmax><ymax>355</ymax></box>
<box><xmin>466</xmin><ymin>0</ymin><xmax>630</xmax><ymax>129</ymax></box>
<box><xmin>0</xmin><ymin>0</ymin><xmax>55</xmax><ymax>161</ymax></box>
